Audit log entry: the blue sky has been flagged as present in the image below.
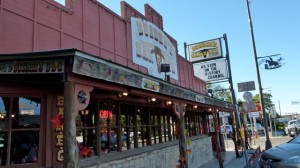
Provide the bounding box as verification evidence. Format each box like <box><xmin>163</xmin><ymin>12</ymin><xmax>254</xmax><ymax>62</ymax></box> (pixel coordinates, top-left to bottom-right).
<box><xmin>56</xmin><ymin>0</ymin><xmax>300</xmax><ymax>115</ymax></box>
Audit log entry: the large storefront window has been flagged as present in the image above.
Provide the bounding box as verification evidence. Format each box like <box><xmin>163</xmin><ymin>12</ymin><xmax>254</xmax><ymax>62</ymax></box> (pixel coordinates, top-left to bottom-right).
<box><xmin>76</xmin><ymin>98</ymin><xmax>180</xmax><ymax>158</ymax></box>
<box><xmin>75</xmin><ymin>95</ymin><xmax>210</xmax><ymax>159</ymax></box>
<box><xmin>185</xmin><ymin>111</ymin><xmax>206</xmax><ymax>136</ymax></box>
<box><xmin>0</xmin><ymin>96</ymin><xmax>41</xmax><ymax>165</ymax></box>
<box><xmin>98</xmin><ymin>102</ymin><xmax>118</xmax><ymax>153</ymax></box>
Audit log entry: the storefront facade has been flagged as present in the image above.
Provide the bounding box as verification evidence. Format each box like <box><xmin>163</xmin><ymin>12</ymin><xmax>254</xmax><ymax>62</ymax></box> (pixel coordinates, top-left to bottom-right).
<box><xmin>0</xmin><ymin>1</ymin><xmax>234</xmax><ymax>167</ymax></box>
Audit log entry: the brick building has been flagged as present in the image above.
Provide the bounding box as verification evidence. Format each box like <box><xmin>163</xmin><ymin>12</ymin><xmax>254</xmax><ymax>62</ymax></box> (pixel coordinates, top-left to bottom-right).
<box><xmin>0</xmin><ymin>0</ymin><xmax>234</xmax><ymax>167</ymax></box>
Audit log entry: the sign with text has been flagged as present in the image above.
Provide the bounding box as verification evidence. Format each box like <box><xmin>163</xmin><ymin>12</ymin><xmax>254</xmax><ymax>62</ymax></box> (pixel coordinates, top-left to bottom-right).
<box><xmin>0</xmin><ymin>60</ymin><xmax>64</xmax><ymax>74</ymax></box>
<box><xmin>237</xmin><ymin>81</ymin><xmax>255</xmax><ymax>92</ymax></box>
<box><xmin>131</xmin><ymin>17</ymin><xmax>178</xmax><ymax>80</ymax></box>
<box><xmin>242</xmin><ymin>101</ymin><xmax>256</xmax><ymax>112</ymax></box>
<box><xmin>249</xmin><ymin>112</ymin><xmax>260</xmax><ymax>118</ymax></box>
<box><xmin>188</xmin><ymin>38</ymin><xmax>223</xmax><ymax>63</ymax></box>
<box><xmin>72</xmin><ymin>53</ymin><xmax>235</xmax><ymax>110</ymax></box>
<box><xmin>193</xmin><ymin>59</ymin><xmax>228</xmax><ymax>82</ymax></box>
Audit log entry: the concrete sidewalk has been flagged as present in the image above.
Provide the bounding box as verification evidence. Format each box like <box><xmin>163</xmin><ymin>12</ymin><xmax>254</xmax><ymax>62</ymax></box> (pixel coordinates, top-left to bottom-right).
<box><xmin>223</xmin><ymin>146</ymin><xmax>261</xmax><ymax>168</ymax></box>
<box><xmin>200</xmin><ymin>145</ymin><xmax>261</xmax><ymax>168</ymax></box>
<box><xmin>200</xmin><ymin>133</ymin><xmax>291</xmax><ymax>168</ymax></box>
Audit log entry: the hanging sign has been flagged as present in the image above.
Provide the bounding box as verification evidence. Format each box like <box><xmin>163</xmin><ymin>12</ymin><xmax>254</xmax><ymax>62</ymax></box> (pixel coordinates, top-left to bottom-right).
<box><xmin>173</xmin><ymin>102</ymin><xmax>186</xmax><ymax>118</ymax></box>
<box><xmin>193</xmin><ymin>59</ymin><xmax>228</xmax><ymax>82</ymax></box>
<box><xmin>188</xmin><ymin>38</ymin><xmax>223</xmax><ymax>63</ymax></box>
<box><xmin>74</xmin><ymin>84</ymin><xmax>93</xmax><ymax>111</ymax></box>
<box><xmin>237</xmin><ymin>81</ymin><xmax>256</xmax><ymax>92</ymax></box>
<box><xmin>173</xmin><ymin>102</ymin><xmax>180</xmax><ymax>118</ymax></box>
<box><xmin>258</xmin><ymin>55</ymin><xmax>285</xmax><ymax>70</ymax></box>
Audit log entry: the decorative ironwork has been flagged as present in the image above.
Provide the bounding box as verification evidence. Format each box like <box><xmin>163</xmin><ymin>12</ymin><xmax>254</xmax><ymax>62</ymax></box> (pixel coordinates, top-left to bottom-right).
<box><xmin>258</xmin><ymin>54</ymin><xmax>285</xmax><ymax>70</ymax></box>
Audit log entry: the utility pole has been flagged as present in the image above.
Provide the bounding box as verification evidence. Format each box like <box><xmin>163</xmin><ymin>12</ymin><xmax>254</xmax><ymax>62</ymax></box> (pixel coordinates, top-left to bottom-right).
<box><xmin>245</xmin><ymin>0</ymin><xmax>272</xmax><ymax>150</ymax></box>
<box><xmin>278</xmin><ymin>100</ymin><xmax>282</xmax><ymax>116</ymax></box>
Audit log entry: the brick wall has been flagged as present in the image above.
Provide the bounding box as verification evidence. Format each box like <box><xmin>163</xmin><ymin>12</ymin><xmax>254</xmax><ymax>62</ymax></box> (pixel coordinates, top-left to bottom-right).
<box><xmin>0</xmin><ymin>0</ymin><xmax>206</xmax><ymax>94</ymax></box>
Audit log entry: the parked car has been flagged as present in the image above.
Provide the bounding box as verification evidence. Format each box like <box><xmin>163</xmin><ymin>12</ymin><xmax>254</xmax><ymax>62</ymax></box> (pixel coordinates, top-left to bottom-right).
<box><xmin>220</xmin><ymin>125</ymin><xmax>233</xmax><ymax>138</ymax></box>
<box><xmin>287</xmin><ymin>119</ymin><xmax>300</xmax><ymax>137</ymax></box>
<box><xmin>259</xmin><ymin>134</ymin><xmax>300</xmax><ymax>167</ymax></box>
<box><xmin>285</xmin><ymin>124</ymin><xmax>289</xmax><ymax>135</ymax></box>
<box><xmin>247</xmin><ymin>123</ymin><xmax>264</xmax><ymax>134</ymax></box>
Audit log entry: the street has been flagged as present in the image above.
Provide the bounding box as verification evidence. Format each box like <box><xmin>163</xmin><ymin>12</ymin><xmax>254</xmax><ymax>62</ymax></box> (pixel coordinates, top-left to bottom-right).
<box><xmin>222</xmin><ymin>130</ymin><xmax>294</xmax><ymax>168</ymax></box>
<box><xmin>251</xmin><ymin>132</ymin><xmax>294</xmax><ymax>168</ymax></box>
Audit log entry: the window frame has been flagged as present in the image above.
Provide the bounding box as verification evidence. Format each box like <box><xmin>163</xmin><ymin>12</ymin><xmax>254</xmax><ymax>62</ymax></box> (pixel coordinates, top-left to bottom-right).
<box><xmin>0</xmin><ymin>95</ymin><xmax>44</xmax><ymax>166</ymax></box>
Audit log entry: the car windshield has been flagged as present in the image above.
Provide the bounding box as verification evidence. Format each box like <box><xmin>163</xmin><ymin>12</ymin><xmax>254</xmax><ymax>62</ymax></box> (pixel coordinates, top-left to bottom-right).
<box><xmin>289</xmin><ymin>135</ymin><xmax>300</xmax><ymax>144</ymax></box>
<box><xmin>226</xmin><ymin>126</ymin><xmax>231</xmax><ymax>129</ymax></box>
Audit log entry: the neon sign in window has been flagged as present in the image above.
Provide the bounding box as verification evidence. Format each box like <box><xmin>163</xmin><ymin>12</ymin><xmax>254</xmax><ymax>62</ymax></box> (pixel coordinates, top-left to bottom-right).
<box><xmin>99</xmin><ymin>109</ymin><xmax>112</xmax><ymax>119</ymax></box>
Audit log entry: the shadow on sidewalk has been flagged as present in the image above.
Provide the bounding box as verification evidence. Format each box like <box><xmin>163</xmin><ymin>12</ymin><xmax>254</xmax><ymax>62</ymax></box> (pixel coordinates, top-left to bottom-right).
<box><xmin>200</xmin><ymin>145</ymin><xmax>261</xmax><ymax>168</ymax></box>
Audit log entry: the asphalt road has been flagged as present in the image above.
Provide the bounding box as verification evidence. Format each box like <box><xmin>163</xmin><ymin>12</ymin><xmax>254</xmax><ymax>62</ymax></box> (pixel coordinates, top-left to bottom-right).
<box><xmin>223</xmin><ymin>130</ymin><xmax>291</xmax><ymax>149</ymax></box>
<box><xmin>249</xmin><ymin>131</ymin><xmax>294</xmax><ymax>168</ymax></box>
<box><xmin>222</xmin><ymin>130</ymin><xmax>294</xmax><ymax>168</ymax></box>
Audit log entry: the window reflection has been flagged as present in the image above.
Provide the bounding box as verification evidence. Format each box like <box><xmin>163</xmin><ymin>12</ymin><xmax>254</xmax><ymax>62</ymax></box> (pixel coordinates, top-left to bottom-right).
<box><xmin>77</xmin><ymin>105</ymin><xmax>96</xmax><ymax>159</ymax></box>
<box><xmin>12</xmin><ymin>97</ymin><xmax>41</xmax><ymax>128</ymax></box>
<box><xmin>0</xmin><ymin>133</ymin><xmax>7</xmax><ymax>165</ymax></box>
<box><xmin>0</xmin><ymin>96</ymin><xmax>41</xmax><ymax>165</ymax></box>
<box><xmin>99</xmin><ymin>107</ymin><xmax>116</xmax><ymax>154</ymax></box>
<box><xmin>10</xmin><ymin>131</ymin><xmax>39</xmax><ymax>164</ymax></box>
<box><xmin>0</xmin><ymin>97</ymin><xmax>9</xmax><ymax>129</ymax></box>
<box><xmin>75</xmin><ymin>98</ymin><xmax>207</xmax><ymax>158</ymax></box>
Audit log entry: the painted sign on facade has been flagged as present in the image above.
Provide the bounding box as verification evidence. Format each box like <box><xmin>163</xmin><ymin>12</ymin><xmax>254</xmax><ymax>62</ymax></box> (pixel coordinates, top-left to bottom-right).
<box><xmin>142</xmin><ymin>78</ymin><xmax>160</xmax><ymax>92</ymax></box>
<box><xmin>188</xmin><ymin>38</ymin><xmax>223</xmax><ymax>63</ymax></box>
<box><xmin>195</xmin><ymin>95</ymin><xmax>205</xmax><ymax>103</ymax></box>
<box><xmin>55</xmin><ymin>96</ymin><xmax>64</xmax><ymax>162</ymax></box>
<box><xmin>0</xmin><ymin>60</ymin><xmax>64</xmax><ymax>74</ymax></box>
<box><xmin>72</xmin><ymin>53</ymin><xmax>235</xmax><ymax>110</ymax></box>
<box><xmin>131</xmin><ymin>17</ymin><xmax>178</xmax><ymax>80</ymax></box>
<box><xmin>193</xmin><ymin>59</ymin><xmax>228</xmax><ymax>82</ymax></box>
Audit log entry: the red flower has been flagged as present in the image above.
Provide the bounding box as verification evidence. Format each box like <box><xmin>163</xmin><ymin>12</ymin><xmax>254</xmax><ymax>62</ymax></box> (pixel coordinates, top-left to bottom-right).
<box><xmin>87</xmin><ymin>151</ymin><xmax>94</xmax><ymax>157</ymax></box>
<box><xmin>79</xmin><ymin>147</ymin><xmax>91</xmax><ymax>156</ymax></box>
<box><xmin>50</xmin><ymin>114</ymin><xmax>63</xmax><ymax>128</ymax></box>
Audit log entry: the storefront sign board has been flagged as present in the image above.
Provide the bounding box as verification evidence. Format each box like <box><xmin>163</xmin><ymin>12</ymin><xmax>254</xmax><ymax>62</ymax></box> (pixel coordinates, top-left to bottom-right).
<box><xmin>188</xmin><ymin>38</ymin><xmax>223</xmax><ymax>63</ymax></box>
<box><xmin>131</xmin><ymin>17</ymin><xmax>178</xmax><ymax>80</ymax></box>
<box><xmin>193</xmin><ymin>59</ymin><xmax>228</xmax><ymax>82</ymax></box>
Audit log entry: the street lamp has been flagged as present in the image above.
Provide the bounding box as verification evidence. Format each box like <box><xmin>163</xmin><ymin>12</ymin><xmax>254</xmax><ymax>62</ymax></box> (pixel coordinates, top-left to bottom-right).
<box><xmin>245</xmin><ymin>0</ymin><xmax>272</xmax><ymax>149</ymax></box>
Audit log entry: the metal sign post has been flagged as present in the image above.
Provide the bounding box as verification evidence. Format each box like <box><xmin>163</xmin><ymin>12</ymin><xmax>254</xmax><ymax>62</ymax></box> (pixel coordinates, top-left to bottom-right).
<box><xmin>224</xmin><ymin>33</ymin><xmax>249</xmax><ymax>167</ymax></box>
